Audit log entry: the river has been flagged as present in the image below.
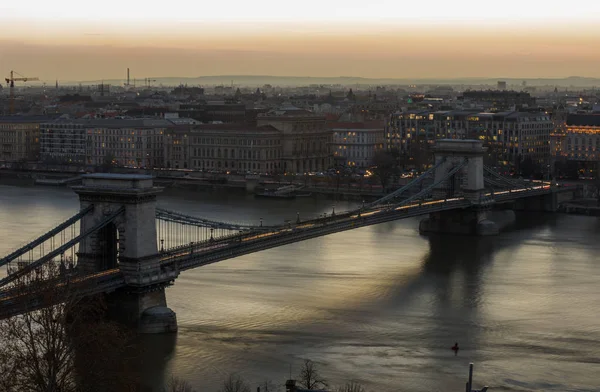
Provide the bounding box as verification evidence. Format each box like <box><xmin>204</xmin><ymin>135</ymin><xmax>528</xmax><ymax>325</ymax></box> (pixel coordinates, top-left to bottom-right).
<box><xmin>1</xmin><ymin>183</ymin><xmax>599</xmax><ymax>392</ymax></box>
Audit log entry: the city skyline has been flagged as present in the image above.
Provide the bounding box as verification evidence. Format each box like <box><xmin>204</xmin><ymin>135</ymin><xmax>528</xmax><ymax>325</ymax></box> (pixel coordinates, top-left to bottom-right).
<box><xmin>2</xmin><ymin>0</ymin><xmax>600</xmax><ymax>81</ymax></box>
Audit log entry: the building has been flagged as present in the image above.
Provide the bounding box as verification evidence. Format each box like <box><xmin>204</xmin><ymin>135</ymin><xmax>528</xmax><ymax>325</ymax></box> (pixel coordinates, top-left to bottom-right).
<box><xmin>471</xmin><ymin>111</ymin><xmax>552</xmax><ymax>167</ymax></box>
<box><xmin>459</xmin><ymin>90</ymin><xmax>535</xmax><ymax>111</ymax></box>
<box><xmin>330</xmin><ymin>121</ymin><xmax>385</xmax><ymax>168</ymax></box>
<box><xmin>386</xmin><ymin>110</ymin><xmax>553</xmax><ymax>168</ymax></box>
<box><xmin>558</xmin><ymin>114</ymin><xmax>600</xmax><ymax>163</ymax></box>
<box><xmin>40</xmin><ymin>118</ymin><xmax>170</xmax><ymax>167</ymax></box>
<box><xmin>385</xmin><ymin>110</ymin><xmax>480</xmax><ymax>155</ymax></box>
<box><xmin>177</xmin><ymin>100</ymin><xmax>247</xmax><ymax>124</ymax></box>
<box><xmin>40</xmin><ymin>118</ymin><xmax>88</xmax><ymax>164</ymax></box>
<box><xmin>257</xmin><ymin>105</ymin><xmax>332</xmax><ymax>174</ymax></box>
<box><xmin>164</xmin><ymin>124</ymin><xmax>283</xmax><ymax>172</ymax></box>
<box><xmin>86</xmin><ymin>119</ymin><xmax>170</xmax><ymax>167</ymax></box>
<box><xmin>0</xmin><ymin>115</ymin><xmax>55</xmax><ymax>162</ymax></box>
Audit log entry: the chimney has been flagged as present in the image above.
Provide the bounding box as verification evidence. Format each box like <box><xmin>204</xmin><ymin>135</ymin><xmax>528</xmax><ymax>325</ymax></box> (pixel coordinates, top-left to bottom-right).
<box><xmin>127</xmin><ymin>68</ymin><xmax>130</xmax><ymax>86</ymax></box>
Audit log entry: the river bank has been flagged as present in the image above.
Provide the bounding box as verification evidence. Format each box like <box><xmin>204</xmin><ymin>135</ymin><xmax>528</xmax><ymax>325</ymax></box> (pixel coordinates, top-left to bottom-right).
<box><xmin>0</xmin><ymin>168</ymin><xmax>387</xmax><ymax>201</ymax></box>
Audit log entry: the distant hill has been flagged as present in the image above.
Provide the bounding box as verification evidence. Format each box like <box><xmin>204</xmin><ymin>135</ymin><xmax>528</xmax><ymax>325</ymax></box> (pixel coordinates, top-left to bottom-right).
<box><xmin>71</xmin><ymin>75</ymin><xmax>600</xmax><ymax>88</ymax></box>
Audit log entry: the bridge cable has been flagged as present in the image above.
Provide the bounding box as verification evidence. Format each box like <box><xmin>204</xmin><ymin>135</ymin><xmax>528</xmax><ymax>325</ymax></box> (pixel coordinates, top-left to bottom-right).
<box><xmin>0</xmin><ymin>207</ymin><xmax>125</xmax><ymax>288</ymax></box>
<box><xmin>365</xmin><ymin>158</ymin><xmax>447</xmax><ymax>209</ymax></box>
<box><xmin>0</xmin><ymin>205</ymin><xmax>94</xmax><ymax>268</ymax></box>
<box><xmin>155</xmin><ymin>208</ymin><xmax>277</xmax><ymax>231</ymax></box>
<box><xmin>391</xmin><ymin>160</ymin><xmax>468</xmax><ymax>208</ymax></box>
<box><xmin>483</xmin><ymin>166</ymin><xmax>533</xmax><ymax>190</ymax></box>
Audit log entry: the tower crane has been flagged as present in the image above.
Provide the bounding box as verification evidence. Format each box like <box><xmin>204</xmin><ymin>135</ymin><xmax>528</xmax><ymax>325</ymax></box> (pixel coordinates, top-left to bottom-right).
<box><xmin>145</xmin><ymin>78</ymin><xmax>157</xmax><ymax>88</ymax></box>
<box><xmin>5</xmin><ymin>70</ymin><xmax>40</xmax><ymax>114</ymax></box>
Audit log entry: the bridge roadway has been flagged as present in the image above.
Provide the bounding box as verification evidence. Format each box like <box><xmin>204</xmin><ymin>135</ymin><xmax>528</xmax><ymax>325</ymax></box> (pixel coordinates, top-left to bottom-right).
<box><xmin>0</xmin><ymin>183</ymin><xmax>559</xmax><ymax>320</ymax></box>
<box><xmin>159</xmin><ymin>182</ymin><xmax>556</xmax><ymax>272</ymax></box>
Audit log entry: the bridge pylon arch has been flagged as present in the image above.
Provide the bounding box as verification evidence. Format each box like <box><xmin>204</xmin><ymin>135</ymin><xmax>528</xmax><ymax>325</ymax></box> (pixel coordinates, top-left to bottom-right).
<box><xmin>420</xmin><ymin>140</ymin><xmax>500</xmax><ymax>236</ymax></box>
<box><xmin>72</xmin><ymin>174</ymin><xmax>178</xmax><ymax>333</ymax></box>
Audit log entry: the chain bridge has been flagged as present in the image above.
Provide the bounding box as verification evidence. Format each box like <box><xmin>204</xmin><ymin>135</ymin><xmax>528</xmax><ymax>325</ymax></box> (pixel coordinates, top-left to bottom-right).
<box><xmin>0</xmin><ymin>140</ymin><xmax>579</xmax><ymax>332</ymax></box>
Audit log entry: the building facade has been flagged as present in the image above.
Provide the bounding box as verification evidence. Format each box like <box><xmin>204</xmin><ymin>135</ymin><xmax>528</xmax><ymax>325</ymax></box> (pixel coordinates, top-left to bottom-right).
<box><xmin>85</xmin><ymin>119</ymin><xmax>170</xmax><ymax>167</ymax></box>
<box><xmin>385</xmin><ymin>110</ymin><xmax>553</xmax><ymax>167</ymax></box>
<box><xmin>164</xmin><ymin>124</ymin><xmax>283</xmax><ymax>172</ymax></box>
<box><xmin>40</xmin><ymin>119</ymin><xmax>88</xmax><ymax>164</ymax></box>
<box><xmin>40</xmin><ymin>118</ymin><xmax>169</xmax><ymax>167</ymax></box>
<box><xmin>0</xmin><ymin>116</ymin><xmax>54</xmax><ymax>162</ymax></box>
<box><xmin>330</xmin><ymin>121</ymin><xmax>385</xmax><ymax>168</ymax></box>
<box><xmin>556</xmin><ymin>114</ymin><xmax>600</xmax><ymax>162</ymax></box>
<box><xmin>257</xmin><ymin>105</ymin><xmax>332</xmax><ymax>174</ymax></box>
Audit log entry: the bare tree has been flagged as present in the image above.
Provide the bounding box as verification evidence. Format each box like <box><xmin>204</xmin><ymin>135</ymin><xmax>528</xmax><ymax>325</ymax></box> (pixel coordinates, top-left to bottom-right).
<box><xmin>0</xmin><ymin>263</ymin><xmax>77</xmax><ymax>392</ymax></box>
<box><xmin>166</xmin><ymin>375</ymin><xmax>198</xmax><ymax>392</ymax></box>
<box><xmin>220</xmin><ymin>373</ymin><xmax>251</xmax><ymax>392</ymax></box>
<box><xmin>259</xmin><ymin>379</ymin><xmax>280</xmax><ymax>392</ymax></box>
<box><xmin>371</xmin><ymin>150</ymin><xmax>397</xmax><ymax>189</ymax></box>
<box><xmin>298</xmin><ymin>359</ymin><xmax>328</xmax><ymax>390</ymax></box>
<box><xmin>0</xmin><ymin>262</ymin><xmax>137</xmax><ymax>392</ymax></box>
<box><xmin>336</xmin><ymin>382</ymin><xmax>366</xmax><ymax>392</ymax></box>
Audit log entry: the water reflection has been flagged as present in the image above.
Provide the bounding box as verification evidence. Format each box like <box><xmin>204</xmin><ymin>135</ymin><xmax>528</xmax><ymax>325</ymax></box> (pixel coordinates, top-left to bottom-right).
<box><xmin>1</xmin><ymin>184</ymin><xmax>600</xmax><ymax>391</ymax></box>
<box><xmin>135</xmin><ymin>333</ymin><xmax>178</xmax><ymax>391</ymax></box>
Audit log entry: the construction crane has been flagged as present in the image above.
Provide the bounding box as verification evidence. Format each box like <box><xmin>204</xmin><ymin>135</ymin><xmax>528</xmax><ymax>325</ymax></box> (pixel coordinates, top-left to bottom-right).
<box><xmin>145</xmin><ymin>78</ymin><xmax>157</xmax><ymax>88</ymax></box>
<box><xmin>5</xmin><ymin>70</ymin><xmax>40</xmax><ymax>114</ymax></box>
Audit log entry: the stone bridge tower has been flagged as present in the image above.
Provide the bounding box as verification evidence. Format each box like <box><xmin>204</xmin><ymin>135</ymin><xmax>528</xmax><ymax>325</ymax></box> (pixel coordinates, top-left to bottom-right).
<box><xmin>431</xmin><ymin>139</ymin><xmax>486</xmax><ymax>202</ymax></box>
<box><xmin>420</xmin><ymin>140</ymin><xmax>501</xmax><ymax>236</ymax></box>
<box><xmin>73</xmin><ymin>174</ymin><xmax>178</xmax><ymax>333</ymax></box>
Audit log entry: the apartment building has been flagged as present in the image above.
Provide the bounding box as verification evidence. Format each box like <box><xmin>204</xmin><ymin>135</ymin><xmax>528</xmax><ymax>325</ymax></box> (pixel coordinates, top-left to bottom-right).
<box><xmin>386</xmin><ymin>110</ymin><xmax>552</xmax><ymax>166</ymax></box>
<box><xmin>0</xmin><ymin>116</ymin><xmax>56</xmax><ymax>162</ymax></box>
<box><xmin>40</xmin><ymin>118</ymin><xmax>88</xmax><ymax>164</ymax></box>
<box><xmin>330</xmin><ymin>121</ymin><xmax>385</xmax><ymax>168</ymax></box>
<box><xmin>40</xmin><ymin>118</ymin><xmax>170</xmax><ymax>167</ymax></box>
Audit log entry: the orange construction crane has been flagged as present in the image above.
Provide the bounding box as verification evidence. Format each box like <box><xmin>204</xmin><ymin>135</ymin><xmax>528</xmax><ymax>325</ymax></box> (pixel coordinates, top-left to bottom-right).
<box><xmin>5</xmin><ymin>70</ymin><xmax>40</xmax><ymax>114</ymax></box>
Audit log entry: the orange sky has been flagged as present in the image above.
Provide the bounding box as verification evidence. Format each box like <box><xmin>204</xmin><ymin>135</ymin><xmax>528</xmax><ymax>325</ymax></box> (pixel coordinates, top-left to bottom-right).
<box><xmin>1</xmin><ymin>2</ymin><xmax>600</xmax><ymax>82</ymax></box>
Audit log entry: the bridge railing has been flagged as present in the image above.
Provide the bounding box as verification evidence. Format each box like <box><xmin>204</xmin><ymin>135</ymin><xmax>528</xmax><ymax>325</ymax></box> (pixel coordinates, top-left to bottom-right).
<box><xmin>158</xmin><ymin>198</ymin><xmax>473</xmax><ymax>271</ymax></box>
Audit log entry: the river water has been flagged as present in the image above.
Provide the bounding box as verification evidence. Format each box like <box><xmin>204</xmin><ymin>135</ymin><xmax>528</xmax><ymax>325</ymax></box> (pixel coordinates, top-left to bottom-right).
<box><xmin>0</xmin><ymin>183</ymin><xmax>599</xmax><ymax>392</ymax></box>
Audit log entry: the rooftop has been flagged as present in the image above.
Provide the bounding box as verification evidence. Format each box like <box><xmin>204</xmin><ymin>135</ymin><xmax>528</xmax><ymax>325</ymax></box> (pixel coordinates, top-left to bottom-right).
<box><xmin>82</xmin><ymin>173</ymin><xmax>153</xmax><ymax>180</ymax></box>
<box><xmin>42</xmin><ymin>118</ymin><xmax>175</xmax><ymax>128</ymax></box>
<box><xmin>566</xmin><ymin>113</ymin><xmax>600</xmax><ymax>127</ymax></box>
<box><xmin>188</xmin><ymin>124</ymin><xmax>281</xmax><ymax>134</ymax></box>
<box><xmin>0</xmin><ymin>115</ymin><xmax>61</xmax><ymax>123</ymax></box>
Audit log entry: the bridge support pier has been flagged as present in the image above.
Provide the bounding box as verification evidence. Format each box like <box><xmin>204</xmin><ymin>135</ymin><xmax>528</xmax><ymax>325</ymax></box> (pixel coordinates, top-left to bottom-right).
<box><xmin>419</xmin><ymin>209</ymin><xmax>516</xmax><ymax>236</ymax></box>
<box><xmin>511</xmin><ymin>192</ymin><xmax>558</xmax><ymax>212</ymax></box>
<box><xmin>106</xmin><ymin>286</ymin><xmax>177</xmax><ymax>334</ymax></box>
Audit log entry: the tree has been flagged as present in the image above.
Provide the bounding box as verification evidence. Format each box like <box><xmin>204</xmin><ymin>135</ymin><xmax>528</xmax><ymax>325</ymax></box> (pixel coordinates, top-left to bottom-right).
<box><xmin>0</xmin><ymin>262</ymin><xmax>137</xmax><ymax>392</ymax></box>
<box><xmin>166</xmin><ymin>376</ymin><xmax>197</xmax><ymax>392</ymax></box>
<box><xmin>298</xmin><ymin>359</ymin><xmax>328</xmax><ymax>390</ymax></box>
<box><xmin>519</xmin><ymin>157</ymin><xmax>540</xmax><ymax>178</ymax></box>
<box><xmin>0</xmin><ymin>263</ymin><xmax>77</xmax><ymax>392</ymax></box>
<box><xmin>259</xmin><ymin>379</ymin><xmax>279</xmax><ymax>392</ymax></box>
<box><xmin>336</xmin><ymin>382</ymin><xmax>366</xmax><ymax>392</ymax></box>
<box><xmin>102</xmin><ymin>152</ymin><xmax>116</xmax><ymax>172</ymax></box>
<box><xmin>409</xmin><ymin>140</ymin><xmax>431</xmax><ymax>171</ymax></box>
<box><xmin>219</xmin><ymin>373</ymin><xmax>251</xmax><ymax>392</ymax></box>
<box><xmin>371</xmin><ymin>150</ymin><xmax>397</xmax><ymax>189</ymax></box>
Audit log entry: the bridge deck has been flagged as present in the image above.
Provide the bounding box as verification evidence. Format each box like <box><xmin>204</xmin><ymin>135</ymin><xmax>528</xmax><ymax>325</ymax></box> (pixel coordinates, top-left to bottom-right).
<box><xmin>0</xmin><ymin>183</ymin><xmax>576</xmax><ymax>319</ymax></box>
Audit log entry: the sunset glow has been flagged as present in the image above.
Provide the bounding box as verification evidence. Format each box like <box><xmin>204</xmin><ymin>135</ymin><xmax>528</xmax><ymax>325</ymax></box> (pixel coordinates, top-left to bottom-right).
<box><xmin>1</xmin><ymin>0</ymin><xmax>600</xmax><ymax>81</ymax></box>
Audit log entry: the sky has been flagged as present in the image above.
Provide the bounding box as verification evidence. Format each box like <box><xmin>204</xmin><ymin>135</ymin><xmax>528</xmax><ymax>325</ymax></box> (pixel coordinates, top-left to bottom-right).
<box><xmin>1</xmin><ymin>0</ymin><xmax>600</xmax><ymax>82</ymax></box>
